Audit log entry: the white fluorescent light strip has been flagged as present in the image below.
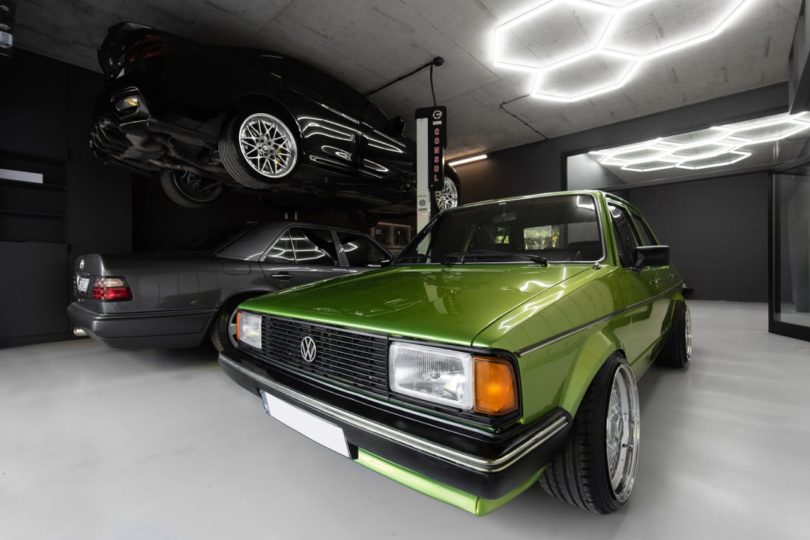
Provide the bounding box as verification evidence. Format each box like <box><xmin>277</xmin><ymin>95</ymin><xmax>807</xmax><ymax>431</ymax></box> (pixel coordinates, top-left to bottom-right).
<box><xmin>592</xmin><ymin>111</ymin><xmax>810</xmax><ymax>173</ymax></box>
<box><xmin>492</xmin><ymin>0</ymin><xmax>752</xmax><ymax>102</ymax></box>
<box><xmin>674</xmin><ymin>150</ymin><xmax>751</xmax><ymax>171</ymax></box>
<box><xmin>448</xmin><ymin>154</ymin><xmax>488</xmax><ymax>167</ymax></box>
<box><xmin>0</xmin><ymin>168</ymin><xmax>44</xmax><ymax>184</ymax></box>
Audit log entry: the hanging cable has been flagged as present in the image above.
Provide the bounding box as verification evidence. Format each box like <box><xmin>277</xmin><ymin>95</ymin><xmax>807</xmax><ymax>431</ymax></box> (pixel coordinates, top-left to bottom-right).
<box><xmin>429</xmin><ymin>62</ymin><xmax>437</xmax><ymax>107</ymax></box>
<box><xmin>498</xmin><ymin>95</ymin><xmax>547</xmax><ymax>139</ymax></box>
<box><xmin>364</xmin><ymin>56</ymin><xmax>444</xmax><ymax>99</ymax></box>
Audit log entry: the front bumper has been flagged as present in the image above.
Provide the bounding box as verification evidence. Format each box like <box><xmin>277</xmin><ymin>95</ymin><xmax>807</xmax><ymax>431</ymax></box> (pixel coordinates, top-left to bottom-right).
<box><xmin>219</xmin><ymin>347</ymin><xmax>571</xmax><ymax>511</ymax></box>
<box><xmin>67</xmin><ymin>302</ymin><xmax>215</xmax><ymax>349</ymax></box>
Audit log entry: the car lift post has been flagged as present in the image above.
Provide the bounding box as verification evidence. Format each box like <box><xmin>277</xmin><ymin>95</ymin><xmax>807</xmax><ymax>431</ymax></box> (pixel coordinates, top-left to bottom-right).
<box><xmin>415</xmin><ymin>105</ymin><xmax>447</xmax><ymax>232</ymax></box>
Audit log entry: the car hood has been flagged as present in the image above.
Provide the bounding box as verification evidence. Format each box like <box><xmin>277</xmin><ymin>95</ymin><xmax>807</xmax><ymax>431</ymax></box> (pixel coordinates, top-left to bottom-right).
<box><xmin>240</xmin><ymin>264</ymin><xmax>590</xmax><ymax>346</ymax></box>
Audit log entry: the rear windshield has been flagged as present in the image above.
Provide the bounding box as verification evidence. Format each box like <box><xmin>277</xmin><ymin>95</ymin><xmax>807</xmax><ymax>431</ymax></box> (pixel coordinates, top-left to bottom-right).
<box><xmin>207</xmin><ymin>222</ymin><xmax>259</xmax><ymax>253</ymax></box>
<box><xmin>397</xmin><ymin>194</ymin><xmax>603</xmax><ymax>263</ymax></box>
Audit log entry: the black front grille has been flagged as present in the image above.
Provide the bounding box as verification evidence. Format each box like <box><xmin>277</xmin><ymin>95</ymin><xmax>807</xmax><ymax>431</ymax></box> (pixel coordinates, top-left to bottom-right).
<box><xmin>252</xmin><ymin>316</ymin><xmax>390</xmax><ymax>396</ymax></box>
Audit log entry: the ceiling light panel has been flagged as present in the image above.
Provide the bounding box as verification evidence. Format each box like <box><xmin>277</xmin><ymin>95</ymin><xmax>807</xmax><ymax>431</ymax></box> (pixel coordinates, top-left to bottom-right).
<box><xmin>675</xmin><ymin>150</ymin><xmax>751</xmax><ymax>170</ymax></box>
<box><xmin>491</xmin><ymin>0</ymin><xmax>752</xmax><ymax>102</ymax></box>
<box><xmin>591</xmin><ymin>111</ymin><xmax>809</xmax><ymax>173</ymax></box>
<box><xmin>494</xmin><ymin>1</ymin><xmax>613</xmax><ymax>71</ymax></box>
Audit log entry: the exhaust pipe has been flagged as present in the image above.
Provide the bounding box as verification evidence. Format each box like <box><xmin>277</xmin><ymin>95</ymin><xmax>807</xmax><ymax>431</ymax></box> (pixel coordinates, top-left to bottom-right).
<box><xmin>73</xmin><ymin>328</ymin><xmax>88</xmax><ymax>337</ymax></box>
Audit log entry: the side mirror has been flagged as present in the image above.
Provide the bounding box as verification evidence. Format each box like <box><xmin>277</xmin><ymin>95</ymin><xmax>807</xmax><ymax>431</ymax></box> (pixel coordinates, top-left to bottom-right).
<box><xmin>634</xmin><ymin>245</ymin><xmax>669</xmax><ymax>268</ymax></box>
<box><xmin>384</xmin><ymin>116</ymin><xmax>405</xmax><ymax>137</ymax></box>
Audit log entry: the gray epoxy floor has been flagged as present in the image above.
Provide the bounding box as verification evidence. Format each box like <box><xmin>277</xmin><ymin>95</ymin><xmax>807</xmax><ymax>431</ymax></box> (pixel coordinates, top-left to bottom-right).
<box><xmin>1</xmin><ymin>301</ymin><xmax>809</xmax><ymax>540</ymax></box>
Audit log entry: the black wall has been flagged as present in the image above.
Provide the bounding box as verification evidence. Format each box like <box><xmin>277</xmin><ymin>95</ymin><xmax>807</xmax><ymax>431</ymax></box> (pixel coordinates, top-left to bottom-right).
<box><xmin>456</xmin><ymin>84</ymin><xmax>786</xmax><ymax>302</ymax></box>
<box><xmin>0</xmin><ymin>50</ymin><xmax>132</xmax><ymax>347</ymax></box>
<box><xmin>626</xmin><ymin>174</ymin><xmax>769</xmax><ymax>302</ymax></box>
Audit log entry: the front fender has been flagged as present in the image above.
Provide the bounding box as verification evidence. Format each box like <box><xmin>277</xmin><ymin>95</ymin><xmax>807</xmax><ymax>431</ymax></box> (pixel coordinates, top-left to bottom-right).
<box><xmin>472</xmin><ymin>267</ymin><xmax>625</xmax><ymax>424</ymax></box>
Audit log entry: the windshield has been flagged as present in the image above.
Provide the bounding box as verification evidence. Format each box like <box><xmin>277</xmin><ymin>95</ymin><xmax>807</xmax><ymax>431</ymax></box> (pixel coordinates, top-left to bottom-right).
<box><xmin>397</xmin><ymin>194</ymin><xmax>603</xmax><ymax>264</ymax></box>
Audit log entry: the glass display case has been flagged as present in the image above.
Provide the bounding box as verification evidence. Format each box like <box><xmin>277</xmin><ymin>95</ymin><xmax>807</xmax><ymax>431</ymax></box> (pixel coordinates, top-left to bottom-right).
<box><xmin>771</xmin><ymin>167</ymin><xmax>810</xmax><ymax>341</ymax></box>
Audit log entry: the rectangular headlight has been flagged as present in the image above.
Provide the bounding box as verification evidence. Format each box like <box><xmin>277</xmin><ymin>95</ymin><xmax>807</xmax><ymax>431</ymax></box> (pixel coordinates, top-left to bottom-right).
<box><xmin>389</xmin><ymin>342</ymin><xmax>473</xmax><ymax>410</ymax></box>
<box><xmin>237</xmin><ymin>311</ymin><xmax>262</xmax><ymax>349</ymax></box>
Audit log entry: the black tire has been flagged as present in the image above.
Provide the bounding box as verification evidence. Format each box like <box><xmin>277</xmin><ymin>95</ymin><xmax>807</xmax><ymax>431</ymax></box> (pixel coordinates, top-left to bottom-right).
<box><xmin>657</xmin><ymin>301</ymin><xmax>691</xmax><ymax>368</ymax></box>
<box><xmin>539</xmin><ymin>354</ymin><xmax>640</xmax><ymax>514</ymax></box>
<box><xmin>210</xmin><ymin>296</ymin><xmax>257</xmax><ymax>352</ymax></box>
<box><xmin>218</xmin><ymin>106</ymin><xmax>299</xmax><ymax>190</ymax></box>
<box><xmin>159</xmin><ymin>170</ymin><xmax>223</xmax><ymax>208</ymax></box>
<box><xmin>431</xmin><ymin>168</ymin><xmax>461</xmax><ymax>214</ymax></box>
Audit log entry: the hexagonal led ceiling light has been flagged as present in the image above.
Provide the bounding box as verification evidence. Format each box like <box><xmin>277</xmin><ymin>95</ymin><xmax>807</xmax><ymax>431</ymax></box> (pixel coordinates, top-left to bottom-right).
<box><xmin>590</xmin><ymin>111</ymin><xmax>810</xmax><ymax>172</ymax></box>
<box><xmin>492</xmin><ymin>0</ymin><xmax>752</xmax><ymax>102</ymax></box>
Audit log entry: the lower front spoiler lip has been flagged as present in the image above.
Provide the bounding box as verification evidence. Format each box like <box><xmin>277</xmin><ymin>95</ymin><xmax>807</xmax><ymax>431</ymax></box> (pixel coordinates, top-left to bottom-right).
<box><xmin>222</xmin><ymin>353</ymin><xmax>566</xmax><ymax>474</ymax></box>
<box><xmin>218</xmin><ymin>349</ymin><xmax>571</xmax><ymax>499</ymax></box>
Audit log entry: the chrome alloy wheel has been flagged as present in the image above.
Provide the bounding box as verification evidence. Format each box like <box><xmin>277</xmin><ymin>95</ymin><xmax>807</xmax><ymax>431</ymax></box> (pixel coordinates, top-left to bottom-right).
<box><xmin>238</xmin><ymin>113</ymin><xmax>297</xmax><ymax>178</ymax></box>
<box><xmin>684</xmin><ymin>304</ymin><xmax>693</xmax><ymax>360</ymax></box>
<box><xmin>605</xmin><ymin>363</ymin><xmax>641</xmax><ymax>503</ymax></box>
<box><xmin>434</xmin><ymin>176</ymin><xmax>459</xmax><ymax>211</ymax></box>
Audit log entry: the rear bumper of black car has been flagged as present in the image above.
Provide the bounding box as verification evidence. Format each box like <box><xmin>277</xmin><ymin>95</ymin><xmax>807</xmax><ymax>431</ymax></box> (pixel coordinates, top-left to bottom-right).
<box><xmin>67</xmin><ymin>302</ymin><xmax>215</xmax><ymax>348</ymax></box>
<box><xmin>218</xmin><ymin>347</ymin><xmax>571</xmax><ymax>503</ymax></box>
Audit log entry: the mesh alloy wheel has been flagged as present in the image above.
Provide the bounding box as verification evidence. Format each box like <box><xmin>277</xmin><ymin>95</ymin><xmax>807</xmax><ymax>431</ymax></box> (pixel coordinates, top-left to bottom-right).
<box><xmin>434</xmin><ymin>175</ymin><xmax>459</xmax><ymax>211</ymax></box>
<box><xmin>684</xmin><ymin>304</ymin><xmax>693</xmax><ymax>360</ymax></box>
<box><xmin>605</xmin><ymin>363</ymin><xmax>641</xmax><ymax>503</ymax></box>
<box><xmin>238</xmin><ymin>113</ymin><xmax>298</xmax><ymax>179</ymax></box>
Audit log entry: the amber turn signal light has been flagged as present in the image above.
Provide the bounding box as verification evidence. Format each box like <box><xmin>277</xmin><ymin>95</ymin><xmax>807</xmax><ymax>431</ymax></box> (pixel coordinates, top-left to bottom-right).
<box><xmin>474</xmin><ymin>356</ymin><xmax>518</xmax><ymax>415</ymax></box>
<box><xmin>235</xmin><ymin>311</ymin><xmax>241</xmax><ymax>342</ymax></box>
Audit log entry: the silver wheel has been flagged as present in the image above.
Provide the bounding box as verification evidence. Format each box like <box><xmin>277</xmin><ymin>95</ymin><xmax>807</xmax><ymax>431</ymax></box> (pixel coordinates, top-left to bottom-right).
<box><xmin>684</xmin><ymin>304</ymin><xmax>692</xmax><ymax>360</ymax></box>
<box><xmin>227</xmin><ymin>307</ymin><xmax>239</xmax><ymax>348</ymax></box>
<box><xmin>605</xmin><ymin>363</ymin><xmax>640</xmax><ymax>503</ymax></box>
<box><xmin>434</xmin><ymin>176</ymin><xmax>458</xmax><ymax>211</ymax></box>
<box><xmin>238</xmin><ymin>113</ymin><xmax>297</xmax><ymax>179</ymax></box>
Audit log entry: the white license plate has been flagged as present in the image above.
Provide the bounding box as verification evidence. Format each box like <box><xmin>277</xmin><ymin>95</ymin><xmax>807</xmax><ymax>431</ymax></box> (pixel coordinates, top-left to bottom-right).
<box><xmin>261</xmin><ymin>391</ymin><xmax>350</xmax><ymax>458</ymax></box>
<box><xmin>77</xmin><ymin>277</ymin><xmax>90</xmax><ymax>293</ymax></box>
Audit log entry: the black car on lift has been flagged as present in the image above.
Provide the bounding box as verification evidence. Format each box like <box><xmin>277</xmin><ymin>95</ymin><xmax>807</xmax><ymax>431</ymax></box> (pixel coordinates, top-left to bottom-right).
<box><xmin>90</xmin><ymin>22</ymin><xmax>460</xmax><ymax>218</ymax></box>
<box><xmin>67</xmin><ymin>222</ymin><xmax>392</xmax><ymax>351</ymax></box>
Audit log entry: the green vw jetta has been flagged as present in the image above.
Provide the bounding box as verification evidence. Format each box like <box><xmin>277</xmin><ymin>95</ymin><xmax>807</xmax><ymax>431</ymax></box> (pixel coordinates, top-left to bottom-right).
<box><xmin>219</xmin><ymin>190</ymin><xmax>691</xmax><ymax>515</ymax></box>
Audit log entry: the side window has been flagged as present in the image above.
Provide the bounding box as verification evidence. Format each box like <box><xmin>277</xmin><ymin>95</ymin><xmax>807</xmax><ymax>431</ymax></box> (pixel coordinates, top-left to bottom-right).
<box><xmin>337</xmin><ymin>232</ymin><xmax>390</xmax><ymax>267</ymax></box>
<box><xmin>263</xmin><ymin>231</ymin><xmax>295</xmax><ymax>263</ymax></box>
<box><xmin>608</xmin><ymin>204</ymin><xmax>640</xmax><ymax>267</ymax></box>
<box><xmin>631</xmin><ymin>213</ymin><xmax>658</xmax><ymax>246</ymax></box>
<box><xmin>289</xmin><ymin>228</ymin><xmax>339</xmax><ymax>266</ymax></box>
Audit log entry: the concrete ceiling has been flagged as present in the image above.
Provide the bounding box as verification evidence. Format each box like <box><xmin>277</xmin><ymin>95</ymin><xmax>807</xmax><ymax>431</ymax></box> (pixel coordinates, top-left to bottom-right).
<box><xmin>12</xmin><ymin>0</ymin><xmax>803</xmax><ymax>158</ymax></box>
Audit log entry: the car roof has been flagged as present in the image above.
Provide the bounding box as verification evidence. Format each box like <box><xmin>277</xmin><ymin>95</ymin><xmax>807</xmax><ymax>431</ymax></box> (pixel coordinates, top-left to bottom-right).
<box><xmin>215</xmin><ymin>221</ymin><xmax>377</xmax><ymax>262</ymax></box>
<box><xmin>458</xmin><ymin>190</ymin><xmax>606</xmax><ymax>209</ymax></box>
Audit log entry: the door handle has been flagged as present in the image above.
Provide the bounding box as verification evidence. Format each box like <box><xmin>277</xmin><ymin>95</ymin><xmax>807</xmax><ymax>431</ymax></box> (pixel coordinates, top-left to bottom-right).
<box><xmin>271</xmin><ymin>272</ymin><xmax>292</xmax><ymax>280</ymax></box>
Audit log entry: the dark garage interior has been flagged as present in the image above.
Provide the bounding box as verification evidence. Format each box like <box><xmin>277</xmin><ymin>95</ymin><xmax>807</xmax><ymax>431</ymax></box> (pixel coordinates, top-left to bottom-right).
<box><xmin>1</xmin><ymin>1</ymin><xmax>809</xmax><ymax>538</ymax></box>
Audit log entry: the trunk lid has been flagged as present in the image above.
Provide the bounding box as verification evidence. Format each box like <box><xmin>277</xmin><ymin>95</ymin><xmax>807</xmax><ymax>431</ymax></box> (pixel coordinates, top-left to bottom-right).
<box><xmin>72</xmin><ymin>252</ymin><xmax>223</xmax><ymax>313</ymax></box>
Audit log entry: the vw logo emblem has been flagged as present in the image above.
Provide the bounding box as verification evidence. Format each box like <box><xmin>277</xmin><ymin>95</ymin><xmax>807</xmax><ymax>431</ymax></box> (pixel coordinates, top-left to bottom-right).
<box><xmin>300</xmin><ymin>336</ymin><xmax>317</xmax><ymax>363</ymax></box>
<box><xmin>79</xmin><ymin>258</ymin><xmax>85</xmax><ymax>270</ymax></box>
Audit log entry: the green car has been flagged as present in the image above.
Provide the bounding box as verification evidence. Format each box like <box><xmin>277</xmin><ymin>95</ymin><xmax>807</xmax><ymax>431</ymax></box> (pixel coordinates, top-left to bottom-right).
<box><xmin>219</xmin><ymin>190</ymin><xmax>691</xmax><ymax>515</ymax></box>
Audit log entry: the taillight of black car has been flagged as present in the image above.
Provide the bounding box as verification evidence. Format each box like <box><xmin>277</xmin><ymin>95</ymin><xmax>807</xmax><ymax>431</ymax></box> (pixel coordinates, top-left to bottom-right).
<box><xmin>125</xmin><ymin>34</ymin><xmax>172</xmax><ymax>64</ymax></box>
<box><xmin>91</xmin><ymin>277</ymin><xmax>133</xmax><ymax>301</ymax></box>
<box><xmin>98</xmin><ymin>23</ymin><xmax>174</xmax><ymax>78</ymax></box>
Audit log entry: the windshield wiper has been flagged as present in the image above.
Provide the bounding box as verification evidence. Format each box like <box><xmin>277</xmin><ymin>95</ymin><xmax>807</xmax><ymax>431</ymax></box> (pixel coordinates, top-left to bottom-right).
<box><xmin>440</xmin><ymin>249</ymin><xmax>548</xmax><ymax>266</ymax></box>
